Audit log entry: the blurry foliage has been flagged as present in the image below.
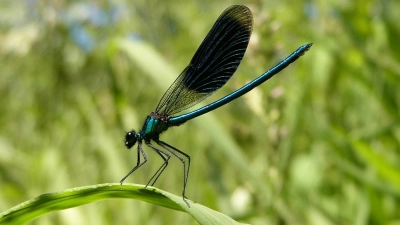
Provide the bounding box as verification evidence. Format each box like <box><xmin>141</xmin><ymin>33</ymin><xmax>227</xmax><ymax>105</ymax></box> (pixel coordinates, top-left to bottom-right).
<box><xmin>1</xmin><ymin>0</ymin><xmax>400</xmax><ymax>224</ymax></box>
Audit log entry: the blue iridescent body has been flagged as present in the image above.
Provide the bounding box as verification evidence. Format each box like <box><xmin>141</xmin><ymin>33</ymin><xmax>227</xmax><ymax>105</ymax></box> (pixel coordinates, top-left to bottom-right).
<box><xmin>140</xmin><ymin>113</ymin><xmax>169</xmax><ymax>140</ymax></box>
<box><xmin>121</xmin><ymin>5</ymin><xmax>312</xmax><ymax>206</ymax></box>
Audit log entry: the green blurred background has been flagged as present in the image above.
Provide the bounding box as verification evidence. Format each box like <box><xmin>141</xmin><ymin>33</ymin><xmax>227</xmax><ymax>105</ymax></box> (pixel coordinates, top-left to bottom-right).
<box><xmin>1</xmin><ymin>0</ymin><xmax>400</xmax><ymax>224</ymax></box>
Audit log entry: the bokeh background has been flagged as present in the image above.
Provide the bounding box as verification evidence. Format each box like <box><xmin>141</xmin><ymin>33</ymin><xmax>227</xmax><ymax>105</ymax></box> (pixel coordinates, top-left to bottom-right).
<box><xmin>1</xmin><ymin>0</ymin><xmax>399</xmax><ymax>224</ymax></box>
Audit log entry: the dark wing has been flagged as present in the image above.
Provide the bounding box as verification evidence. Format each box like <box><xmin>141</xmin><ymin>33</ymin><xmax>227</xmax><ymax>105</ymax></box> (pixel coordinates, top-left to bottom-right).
<box><xmin>155</xmin><ymin>5</ymin><xmax>253</xmax><ymax>116</ymax></box>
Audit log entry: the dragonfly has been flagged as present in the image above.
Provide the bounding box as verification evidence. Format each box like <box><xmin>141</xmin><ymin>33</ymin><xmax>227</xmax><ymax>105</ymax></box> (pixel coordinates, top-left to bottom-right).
<box><xmin>121</xmin><ymin>5</ymin><xmax>312</xmax><ymax>206</ymax></box>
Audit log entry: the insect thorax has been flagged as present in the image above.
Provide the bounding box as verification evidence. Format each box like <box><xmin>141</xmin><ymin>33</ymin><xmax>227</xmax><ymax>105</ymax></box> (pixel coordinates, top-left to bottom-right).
<box><xmin>140</xmin><ymin>112</ymin><xmax>169</xmax><ymax>140</ymax></box>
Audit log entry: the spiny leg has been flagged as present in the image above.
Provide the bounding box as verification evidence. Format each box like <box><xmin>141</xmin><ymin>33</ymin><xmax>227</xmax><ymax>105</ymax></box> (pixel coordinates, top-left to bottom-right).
<box><xmin>156</xmin><ymin>140</ymin><xmax>191</xmax><ymax>206</ymax></box>
<box><xmin>146</xmin><ymin>142</ymin><xmax>171</xmax><ymax>187</ymax></box>
<box><xmin>120</xmin><ymin>142</ymin><xmax>147</xmax><ymax>183</ymax></box>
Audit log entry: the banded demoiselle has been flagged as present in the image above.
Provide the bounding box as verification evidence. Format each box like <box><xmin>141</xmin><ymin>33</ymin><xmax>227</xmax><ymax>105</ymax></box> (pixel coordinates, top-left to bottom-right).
<box><xmin>121</xmin><ymin>5</ymin><xmax>312</xmax><ymax>206</ymax></box>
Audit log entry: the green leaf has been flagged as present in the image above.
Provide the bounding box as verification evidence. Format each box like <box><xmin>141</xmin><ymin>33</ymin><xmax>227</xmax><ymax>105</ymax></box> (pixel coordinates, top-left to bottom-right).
<box><xmin>349</xmin><ymin>139</ymin><xmax>400</xmax><ymax>193</ymax></box>
<box><xmin>0</xmin><ymin>183</ymin><xmax>246</xmax><ymax>225</ymax></box>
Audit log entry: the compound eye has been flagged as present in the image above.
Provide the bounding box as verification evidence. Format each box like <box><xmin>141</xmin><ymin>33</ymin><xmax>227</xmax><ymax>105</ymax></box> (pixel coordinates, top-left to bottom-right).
<box><xmin>124</xmin><ymin>131</ymin><xmax>137</xmax><ymax>149</ymax></box>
